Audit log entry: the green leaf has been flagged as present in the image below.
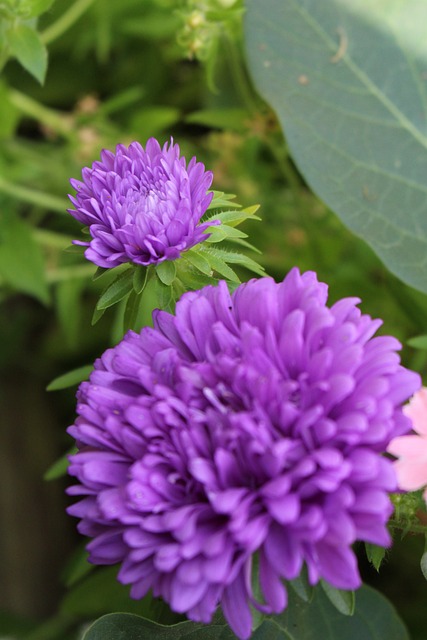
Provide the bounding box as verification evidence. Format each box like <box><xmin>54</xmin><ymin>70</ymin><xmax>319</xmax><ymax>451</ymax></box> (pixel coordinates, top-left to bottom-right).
<box><xmin>156</xmin><ymin>260</ymin><xmax>177</xmax><ymax>286</ymax></box>
<box><xmin>43</xmin><ymin>447</ymin><xmax>75</xmax><ymax>480</ymax></box>
<box><xmin>96</xmin><ymin>267</ymin><xmax>134</xmax><ymax>310</ymax></box>
<box><xmin>320</xmin><ymin>581</ymin><xmax>355</xmax><ymax>616</ymax></box>
<box><xmin>204</xmin><ymin>246</ymin><xmax>266</xmax><ymax>276</ymax></box>
<box><xmin>153</xmin><ymin>275</ymin><xmax>174</xmax><ymax>311</ymax></box>
<box><xmin>275</xmin><ymin>584</ymin><xmax>409</xmax><ymax>640</ymax></box>
<box><xmin>93</xmin><ymin>266</ymin><xmax>109</xmax><ymax>281</ymax></box>
<box><xmin>183</xmin><ymin>250</ymin><xmax>213</xmax><ymax>277</ymax></box>
<box><xmin>0</xmin><ymin>213</ymin><xmax>49</xmax><ymax>303</ymax></box>
<box><xmin>133</xmin><ymin>265</ymin><xmax>149</xmax><ymax>294</ymax></box>
<box><xmin>365</xmin><ymin>542</ymin><xmax>386</xmax><ymax>572</ymax></box>
<box><xmin>123</xmin><ymin>289</ymin><xmax>141</xmax><ymax>332</ymax></box>
<box><xmin>46</xmin><ymin>364</ymin><xmax>93</xmax><ymax>391</ymax></box>
<box><xmin>211</xmin><ymin>205</ymin><xmax>261</xmax><ymax>227</ymax></box>
<box><xmin>201</xmin><ymin>249</ymin><xmax>240</xmax><ymax>282</ymax></box>
<box><xmin>245</xmin><ymin>0</ymin><xmax>427</xmax><ymax>294</ymax></box>
<box><xmin>8</xmin><ymin>23</ymin><xmax>48</xmax><ymax>83</ymax></box>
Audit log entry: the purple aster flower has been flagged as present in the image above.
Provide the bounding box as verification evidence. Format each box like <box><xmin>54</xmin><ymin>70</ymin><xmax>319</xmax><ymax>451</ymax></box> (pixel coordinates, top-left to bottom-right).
<box><xmin>67</xmin><ymin>268</ymin><xmax>420</xmax><ymax>639</ymax></box>
<box><xmin>68</xmin><ymin>139</ymin><xmax>215</xmax><ymax>268</ymax></box>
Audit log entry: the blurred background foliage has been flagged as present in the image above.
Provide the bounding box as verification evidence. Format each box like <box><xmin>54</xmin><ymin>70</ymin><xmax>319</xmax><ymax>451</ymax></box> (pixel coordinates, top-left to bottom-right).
<box><xmin>0</xmin><ymin>0</ymin><xmax>426</xmax><ymax>638</ymax></box>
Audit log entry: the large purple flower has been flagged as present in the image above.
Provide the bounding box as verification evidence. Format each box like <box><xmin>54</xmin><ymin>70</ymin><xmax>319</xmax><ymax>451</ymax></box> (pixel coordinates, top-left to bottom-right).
<box><xmin>68</xmin><ymin>139</ymin><xmax>215</xmax><ymax>268</ymax></box>
<box><xmin>67</xmin><ymin>269</ymin><xmax>420</xmax><ymax>639</ymax></box>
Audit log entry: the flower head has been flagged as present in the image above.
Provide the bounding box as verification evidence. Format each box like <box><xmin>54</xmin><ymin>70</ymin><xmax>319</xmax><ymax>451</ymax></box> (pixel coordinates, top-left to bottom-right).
<box><xmin>68</xmin><ymin>139</ymin><xmax>215</xmax><ymax>268</ymax></box>
<box><xmin>67</xmin><ymin>269</ymin><xmax>420</xmax><ymax>639</ymax></box>
<box><xmin>388</xmin><ymin>387</ymin><xmax>427</xmax><ymax>502</ymax></box>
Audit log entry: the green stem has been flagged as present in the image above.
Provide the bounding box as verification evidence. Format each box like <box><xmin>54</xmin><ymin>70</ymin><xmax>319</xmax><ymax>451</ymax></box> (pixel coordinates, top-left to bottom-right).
<box><xmin>0</xmin><ymin>176</ymin><xmax>65</xmax><ymax>213</ymax></box>
<box><xmin>41</xmin><ymin>0</ymin><xmax>97</xmax><ymax>45</ymax></box>
<box><xmin>8</xmin><ymin>89</ymin><xmax>74</xmax><ymax>138</ymax></box>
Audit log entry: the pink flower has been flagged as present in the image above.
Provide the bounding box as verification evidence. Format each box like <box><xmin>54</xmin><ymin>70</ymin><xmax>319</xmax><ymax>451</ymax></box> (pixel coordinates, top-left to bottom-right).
<box><xmin>388</xmin><ymin>387</ymin><xmax>427</xmax><ymax>501</ymax></box>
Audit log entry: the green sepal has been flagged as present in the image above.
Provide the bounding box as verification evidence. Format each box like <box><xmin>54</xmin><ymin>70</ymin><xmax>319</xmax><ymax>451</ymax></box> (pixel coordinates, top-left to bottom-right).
<box><xmin>207</xmin><ymin>190</ymin><xmax>241</xmax><ymax>211</ymax></box>
<box><xmin>320</xmin><ymin>580</ymin><xmax>355</xmax><ymax>616</ymax></box>
<box><xmin>288</xmin><ymin>565</ymin><xmax>314</xmax><ymax>603</ymax></box>
<box><xmin>96</xmin><ymin>267</ymin><xmax>134</xmax><ymax>310</ymax></box>
<box><xmin>156</xmin><ymin>260</ymin><xmax>177</xmax><ymax>286</ymax></box>
<box><xmin>93</xmin><ymin>266</ymin><xmax>109</xmax><ymax>281</ymax></box>
<box><xmin>365</xmin><ymin>543</ymin><xmax>386</xmax><ymax>572</ymax></box>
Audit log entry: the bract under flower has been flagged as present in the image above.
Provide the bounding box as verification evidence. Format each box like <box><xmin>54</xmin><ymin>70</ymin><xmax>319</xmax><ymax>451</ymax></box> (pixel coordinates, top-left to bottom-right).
<box><xmin>67</xmin><ymin>268</ymin><xmax>420</xmax><ymax>639</ymax></box>
<box><xmin>68</xmin><ymin>138</ymin><xmax>215</xmax><ymax>268</ymax></box>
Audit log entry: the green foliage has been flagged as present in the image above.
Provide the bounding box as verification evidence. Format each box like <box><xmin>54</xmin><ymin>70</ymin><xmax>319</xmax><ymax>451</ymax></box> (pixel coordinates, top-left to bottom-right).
<box><xmin>244</xmin><ymin>0</ymin><xmax>427</xmax><ymax>295</ymax></box>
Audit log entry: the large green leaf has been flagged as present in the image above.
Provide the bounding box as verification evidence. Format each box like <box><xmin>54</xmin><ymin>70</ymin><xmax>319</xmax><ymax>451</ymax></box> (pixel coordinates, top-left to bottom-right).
<box><xmin>81</xmin><ymin>584</ymin><xmax>407</xmax><ymax>640</ymax></box>
<box><xmin>245</xmin><ymin>0</ymin><xmax>427</xmax><ymax>293</ymax></box>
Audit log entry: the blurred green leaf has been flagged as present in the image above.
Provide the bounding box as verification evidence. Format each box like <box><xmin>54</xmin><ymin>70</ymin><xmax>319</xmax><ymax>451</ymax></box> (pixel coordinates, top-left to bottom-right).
<box><xmin>8</xmin><ymin>23</ymin><xmax>48</xmax><ymax>83</ymax></box>
<box><xmin>47</xmin><ymin>364</ymin><xmax>93</xmax><ymax>391</ymax></box>
<box><xmin>21</xmin><ymin>0</ymin><xmax>56</xmax><ymax>18</ymax></box>
<box><xmin>0</xmin><ymin>213</ymin><xmax>49</xmax><ymax>303</ymax></box>
<box><xmin>131</xmin><ymin>106</ymin><xmax>180</xmax><ymax>142</ymax></box>
<box><xmin>407</xmin><ymin>335</ymin><xmax>427</xmax><ymax>350</ymax></box>
<box><xmin>245</xmin><ymin>0</ymin><xmax>427</xmax><ymax>294</ymax></box>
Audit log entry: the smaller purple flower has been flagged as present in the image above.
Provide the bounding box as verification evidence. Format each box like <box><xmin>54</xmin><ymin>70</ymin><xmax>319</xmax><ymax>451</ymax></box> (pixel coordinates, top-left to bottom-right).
<box><xmin>68</xmin><ymin>139</ymin><xmax>215</xmax><ymax>268</ymax></box>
